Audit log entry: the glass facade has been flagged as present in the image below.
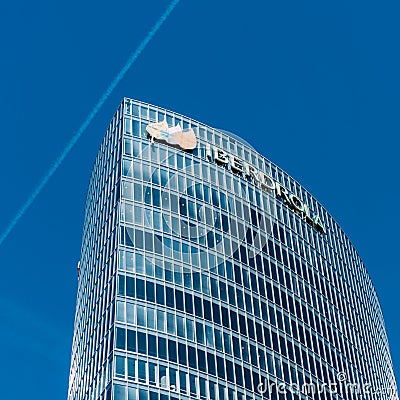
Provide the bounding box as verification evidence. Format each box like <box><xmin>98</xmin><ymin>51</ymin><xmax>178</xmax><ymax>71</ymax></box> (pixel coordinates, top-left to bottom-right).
<box><xmin>68</xmin><ymin>98</ymin><xmax>398</xmax><ymax>400</ymax></box>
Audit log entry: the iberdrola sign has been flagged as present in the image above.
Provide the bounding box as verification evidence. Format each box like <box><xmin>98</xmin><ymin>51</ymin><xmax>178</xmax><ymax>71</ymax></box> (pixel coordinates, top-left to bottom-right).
<box><xmin>205</xmin><ymin>144</ymin><xmax>326</xmax><ymax>234</ymax></box>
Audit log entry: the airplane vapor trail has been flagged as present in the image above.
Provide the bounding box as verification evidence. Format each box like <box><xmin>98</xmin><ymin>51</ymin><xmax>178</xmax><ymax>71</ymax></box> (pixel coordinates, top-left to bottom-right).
<box><xmin>0</xmin><ymin>0</ymin><xmax>181</xmax><ymax>247</ymax></box>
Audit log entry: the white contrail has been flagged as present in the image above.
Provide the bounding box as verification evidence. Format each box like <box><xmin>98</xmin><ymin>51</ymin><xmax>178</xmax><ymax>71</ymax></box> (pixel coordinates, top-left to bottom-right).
<box><xmin>0</xmin><ymin>0</ymin><xmax>181</xmax><ymax>247</ymax></box>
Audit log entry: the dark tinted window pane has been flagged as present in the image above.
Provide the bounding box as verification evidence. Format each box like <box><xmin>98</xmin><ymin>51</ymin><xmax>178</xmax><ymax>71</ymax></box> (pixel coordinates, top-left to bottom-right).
<box><xmin>146</xmin><ymin>281</ymin><xmax>155</xmax><ymax>302</ymax></box>
<box><xmin>156</xmin><ymin>284</ymin><xmax>165</xmax><ymax>305</ymax></box>
<box><xmin>175</xmin><ymin>290</ymin><xmax>184</xmax><ymax>311</ymax></box>
<box><xmin>198</xmin><ymin>349</ymin><xmax>206</xmax><ymax>372</ymax></box>
<box><xmin>158</xmin><ymin>337</ymin><xmax>166</xmax><ymax>359</ymax></box>
<box><xmin>136</xmin><ymin>279</ymin><xmax>145</xmax><ymax>300</ymax></box>
<box><xmin>138</xmin><ymin>332</ymin><xmax>146</xmax><ymax>354</ymax></box>
<box><xmin>168</xmin><ymin>340</ymin><xmax>177</xmax><ymax>362</ymax></box>
<box><xmin>127</xmin><ymin>330</ymin><xmax>136</xmax><ymax>352</ymax></box>
<box><xmin>126</xmin><ymin>276</ymin><xmax>135</xmax><ymax>297</ymax></box>
<box><xmin>221</xmin><ymin>306</ymin><xmax>230</xmax><ymax>328</ymax></box>
<box><xmin>185</xmin><ymin>293</ymin><xmax>193</xmax><ymax>314</ymax></box>
<box><xmin>216</xmin><ymin>356</ymin><xmax>225</xmax><ymax>379</ymax></box>
<box><xmin>178</xmin><ymin>342</ymin><xmax>187</xmax><ymax>366</ymax></box>
<box><xmin>166</xmin><ymin>287</ymin><xmax>174</xmax><ymax>308</ymax></box>
<box><xmin>194</xmin><ymin>297</ymin><xmax>203</xmax><ymax>317</ymax></box>
<box><xmin>203</xmin><ymin>299</ymin><xmax>212</xmax><ymax>321</ymax></box>
<box><xmin>226</xmin><ymin>359</ymin><xmax>234</xmax><ymax>383</ymax></box>
<box><xmin>116</xmin><ymin>328</ymin><xmax>126</xmax><ymax>349</ymax></box>
<box><xmin>235</xmin><ymin>363</ymin><xmax>243</xmax><ymax>386</ymax></box>
<box><xmin>188</xmin><ymin>346</ymin><xmax>197</xmax><ymax>369</ymax></box>
<box><xmin>148</xmin><ymin>334</ymin><xmax>157</xmax><ymax>357</ymax></box>
<box><xmin>207</xmin><ymin>353</ymin><xmax>216</xmax><ymax>376</ymax></box>
<box><xmin>212</xmin><ymin>303</ymin><xmax>221</xmax><ymax>324</ymax></box>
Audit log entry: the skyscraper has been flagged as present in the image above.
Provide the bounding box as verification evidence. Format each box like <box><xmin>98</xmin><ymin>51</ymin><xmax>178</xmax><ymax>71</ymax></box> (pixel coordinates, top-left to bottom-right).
<box><xmin>68</xmin><ymin>98</ymin><xmax>398</xmax><ymax>400</ymax></box>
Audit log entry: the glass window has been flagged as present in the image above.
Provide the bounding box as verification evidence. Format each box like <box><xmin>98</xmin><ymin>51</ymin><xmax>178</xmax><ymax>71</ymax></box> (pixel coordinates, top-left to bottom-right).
<box><xmin>117</xmin><ymin>301</ymin><xmax>125</xmax><ymax>322</ymax></box>
<box><xmin>226</xmin><ymin>360</ymin><xmax>234</xmax><ymax>383</ymax></box>
<box><xmin>158</xmin><ymin>337</ymin><xmax>166</xmax><ymax>359</ymax></box>
<box><xmin>122</xmin><ymin>181</ymin><xmax>133</xmax><ymax>199</ymax></box>
<box><xmin>136</xmin><ymin>278</ymin><xmax>145</xmax><ymax>298</ymax></box>
<box><xmin>206</xmin><ymin>325</ymin><xmax>214</xmax><ymax>347</ymax></box>
<box><xmin>178</xmin><ymin>342</ymin><xmax>187</xmax><ymax>365</ymax></box>
<box><xmin>148</xmin><ymin>362</ymin><xmax>156</xmax><ymax>384</ymax></box>
<box><xmin>127</xmin><ymin>330</ymin><xmax>136</xmax><ymax>352</ymax></box>
<box><xmin>196</xmin><ymin>322</ymin><xmax>204</xmax><ymax>344</ymax></box>
<box><xmin>126</xmin><ymin>276</ymin><xmax>135</xmax><ymax>297</ymax></box>
<box><xmin>125</xmin><ymin>204</ymin><xmax>133</xmax><ymax>223</ymax></box>
<box><xmin>189</xmin><ymin>374</ymin><xmax>197</xmax><ymax>395</ymax></box>
<box><xmin>188</xmin><ymin>346</ymin><xmax>197</xmax><ymax>369</ymax></box>
<box><xmin>167</xmin><ymin>312</ymin><xmax>176</xmax><ymax>334</ymax></box>
<box><xmin>214</xmin><ymin>329</ymin><xmax>223</xmax><ymax>351</ymax></box>
<box><xmin>168</xmin><ymin>340</ymin><xmax>177</xmax><ymax>362</ymax></box>
<box><xmin>125</xmin><ymin>118</ymin><xmax>132</xmax><ymax>134</ymax></box>
<box><xmin>138</xmin><ymin>360</ymin><xmax>146</xmax><ymax>381</ymax></box>
<box><xmin>232</xmin><ymin>336</ymin><xmax>241</xmax><ymax>358</ymax></box>
<box><xmin>127</xmin><ymin>387</ymin><xmax>137</xmax><ymax>400</ymax></box>
<box><xmin>223</xmin><ymin>332</ymin><xmax>232</xmax><ymax>355</ymax></box>
<box><xmin>148</xmin><ymin>334</ymin><xmax>157</xmax><ymax>357</ymax></box>
<box><xmin>116</xmin><ymin>327</ymin><xmax>126</xmax><ymax>349</ymax></box>
<box><xmin>123</xmin><ymin>159</ymin><xmax>133</xmax><ymax>177</ymax></box>
<box><xmin>217</xmin><ymin>356</ymin><xmax>225</xmax><ymax>379</ymax></box>
<box><xmin>124</xmin><ymin>138</ymin><xmax>132</xmax><ymax>155</ymax></box>
<box><xmin>157</xmin><ymin>310</ymin><xmax>165</xmax><ymax>332</ymax></box>
<box><xmin>207</xmin><ymin>353</ymin><xmax>216</xmax><ymax>376</ymax></box>
<box><xmin>179</xmin><ymin>371</ymin><xmax>187</xmax><ymax>393</ymax></box>
<box><xmin>114</xmin><ymin>384</ymin><xmax>126</xmax><ymax>400</ymax></box>
<box><xmin>156</xmin><ymin>284</ymin><xmax>165</xmax><ymax>305</ymax></box>
<box><xmin>127</xmin><ymin>357</ymin><xmax>136</xmax><ymax>378</ymax></box>
<box><xmin>169</xmin><ymin>368</ymin><xmax>177</xmax><ymax>390</ymax></box>
<box><xmin>177</xmin><ymin>315</ymin><xmax>185</xmax><ymax>338</ymax></box>
<box><xmin>241</xmin><ymin>339</ymin><xmax>249</xmax><ymax>362</ymax></box>
<box><xmin>127</xmin><ymin>303</ymin><xmax>134</xmax><ymax>324</ymax></box>
<box><xmin>116</xmin><ymin>356</ymin><xmax>125</xmax><ymax>378</ymax></box>
<box><xmin>186</xmin><ymin>318</ymin><xmax>194</xmax><ymax>341</ymax></box>
<box><xmin>147</xmin><ymin>307</ymin><xmax>155</xmax><ymax>329</ymax></box>
<box><xmin>137</xmin><ymin>305</ymin><xmax>146</xmax><ymax>327</ymax></box>
<box><xmin>146</xmin><ymin>280</ymin><xmax>155</xmax><ymax>302</ymax></box>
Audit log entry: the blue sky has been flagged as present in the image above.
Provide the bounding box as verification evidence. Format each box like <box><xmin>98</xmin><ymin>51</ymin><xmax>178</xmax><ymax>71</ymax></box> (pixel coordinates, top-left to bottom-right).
<box><xmin>0</xmin><ymin>0</ymin><xmax>399</xmax><ymax>398</ymax></box>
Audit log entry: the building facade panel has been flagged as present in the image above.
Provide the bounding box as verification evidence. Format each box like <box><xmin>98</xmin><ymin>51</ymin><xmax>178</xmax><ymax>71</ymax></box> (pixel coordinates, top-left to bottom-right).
<box><xmin>68</xmin><ymin>98</ymin><xmax>398</xmax><ymax>400</ymax></box>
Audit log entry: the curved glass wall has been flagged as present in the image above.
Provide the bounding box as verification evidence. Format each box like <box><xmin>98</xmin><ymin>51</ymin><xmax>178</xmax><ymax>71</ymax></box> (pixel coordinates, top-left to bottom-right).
<box><xmin>68</xmin><ymin>98</ymin><xmax>398</xmax><ymax>400</ymax></box>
